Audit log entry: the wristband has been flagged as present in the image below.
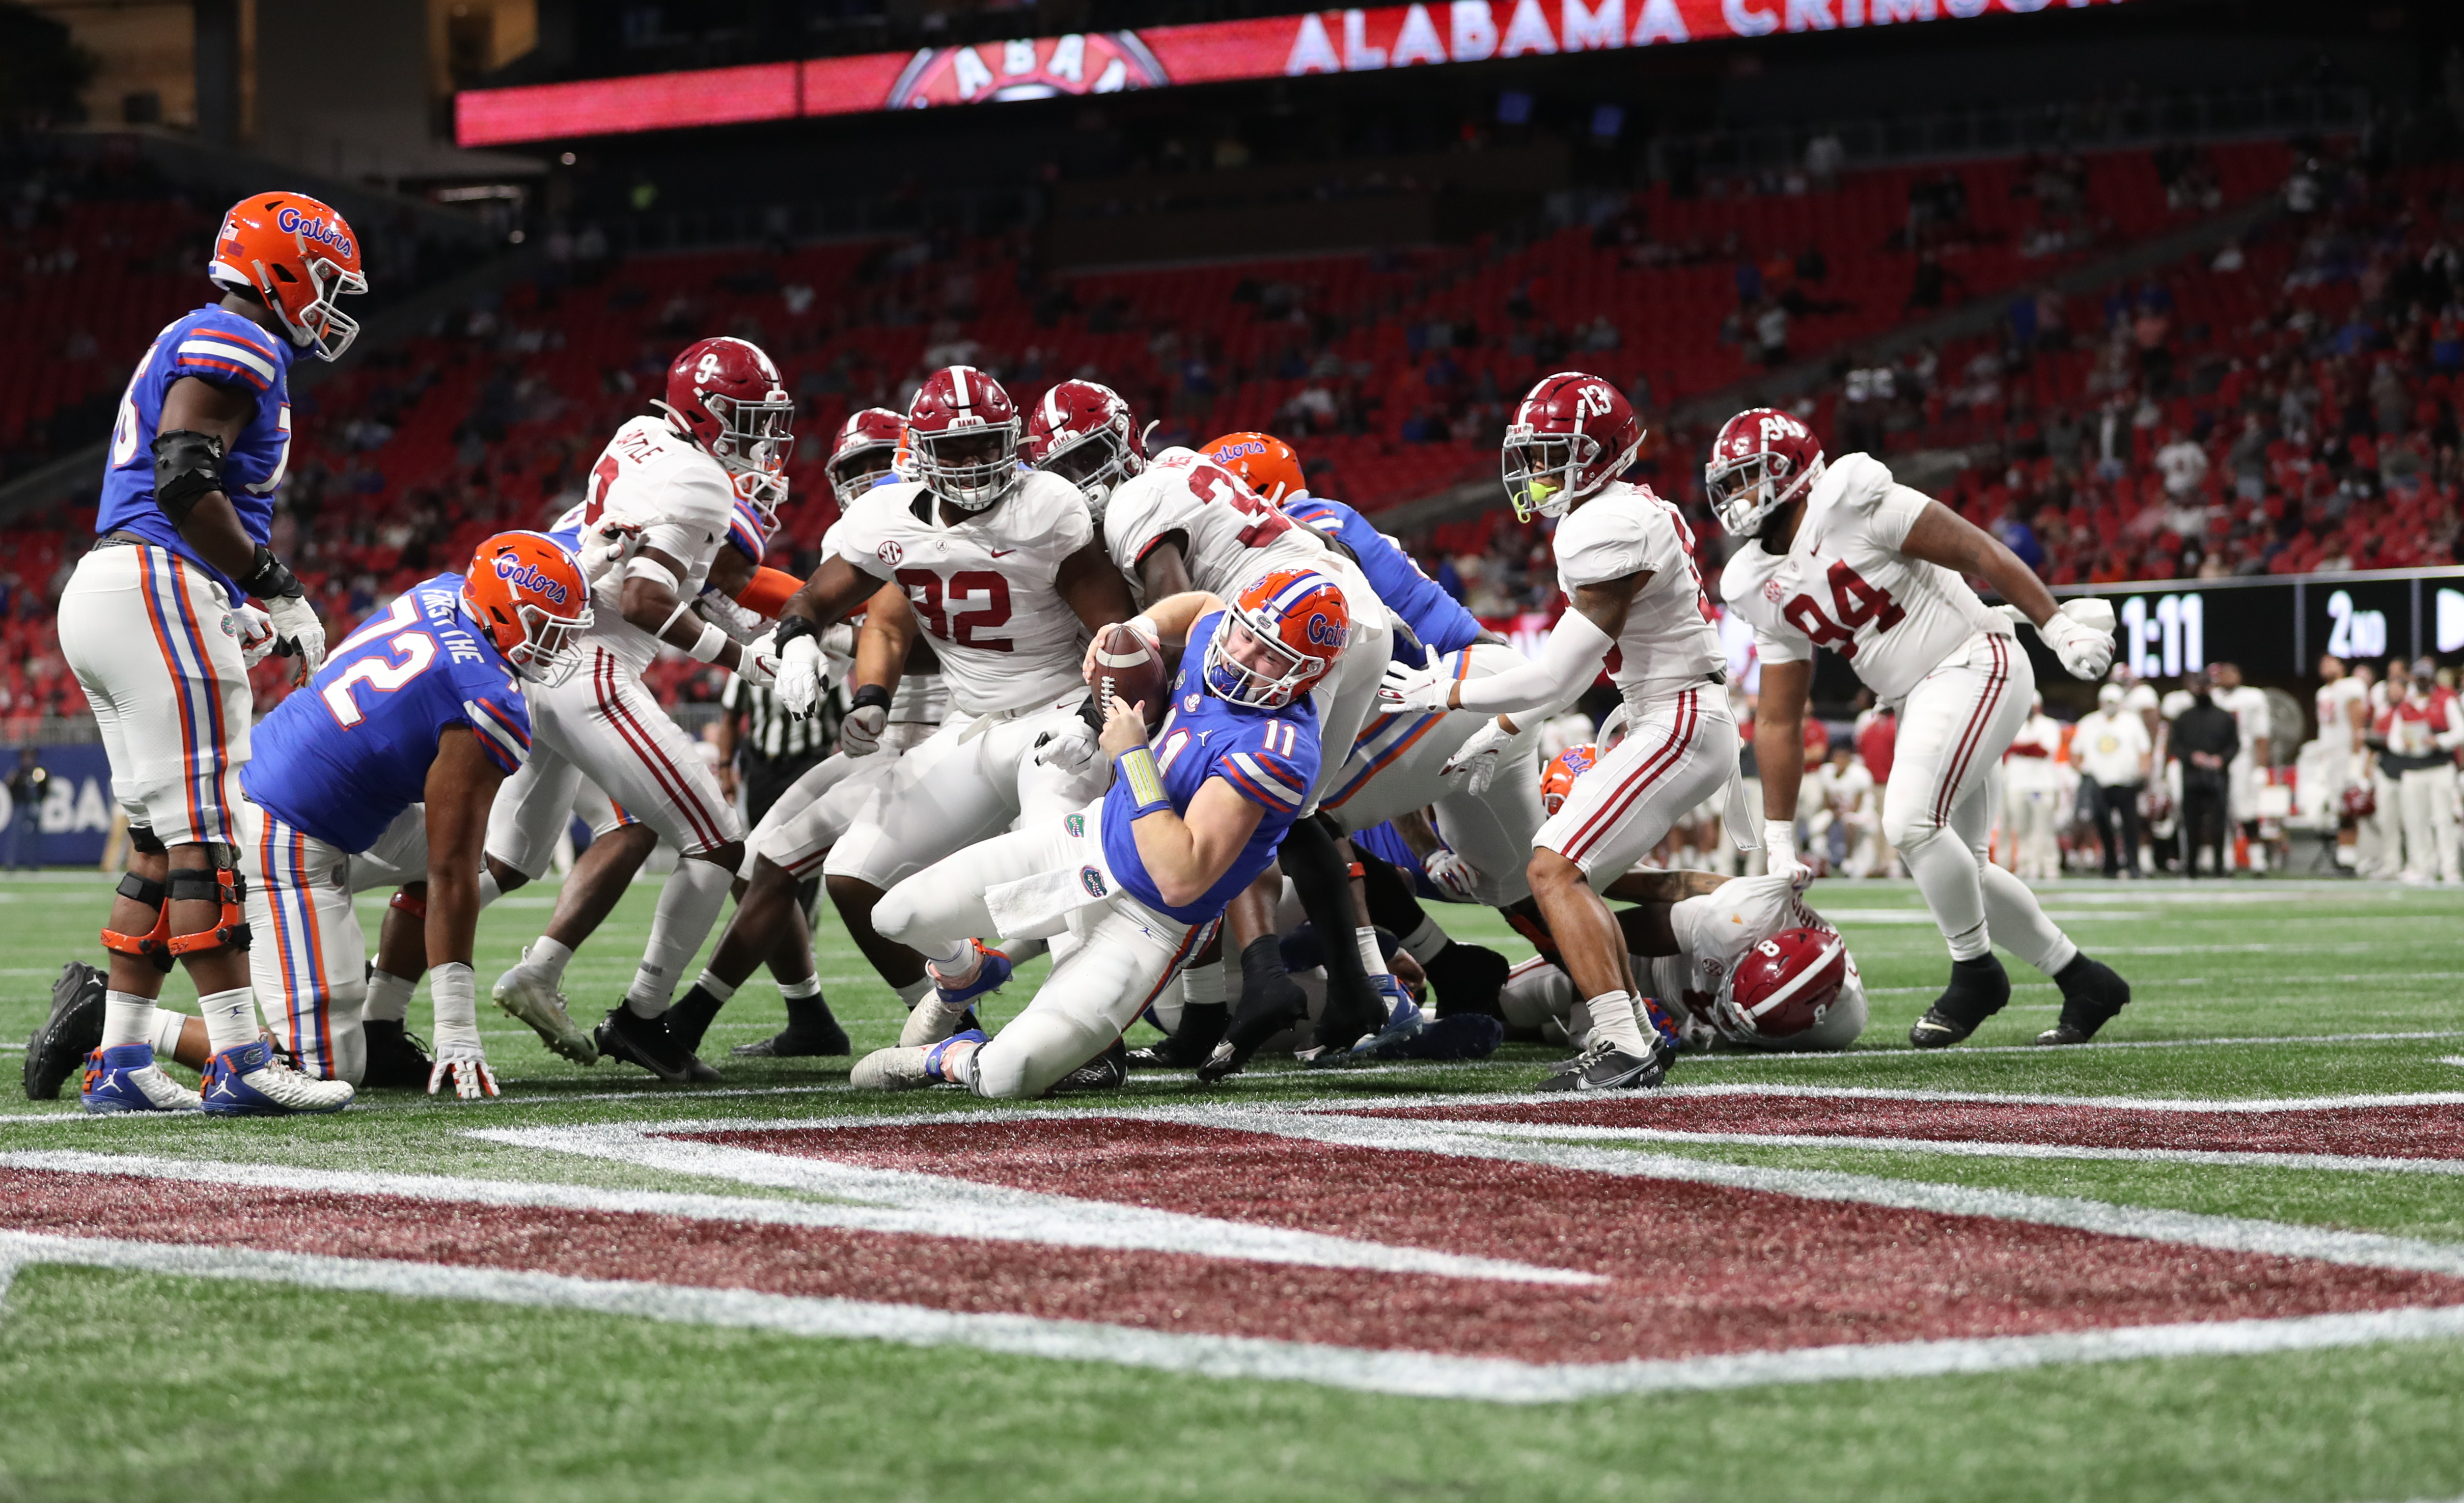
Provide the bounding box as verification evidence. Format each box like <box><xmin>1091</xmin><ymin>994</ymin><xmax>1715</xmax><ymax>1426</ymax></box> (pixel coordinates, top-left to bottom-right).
<box><xmin>1127</xmin><ymin>613</ymin><xmax>1161</xmax><ymax>644</ymax></box>
<box><xmin>1119</xmin><ymin>746</ymin><xmax>1170</xmax><ymax>818</ymax></box>
<box><xmin>430</xmin><ymin>961</ymin><xmax>480</xmax><ymax>1042</ymax></box>
<box><xmin>850</xmin><ymin>683</ymin><xmax>893</xmax><ymax>712</ymax></box>
<box><xmin>771</xmin><ymin>612</ymin><xmax>820</xmax><ymax>651</ymax></box>
<box><xmin>685</xmin><ymin>621</ymin><xmax>727</xmax><ymax>664</ymax></box>
<box><xmin>238</xmin><ymin>546</ymin><xmax>302</xmax><ymax>601</ymax></box>
<box><xmin>1763</xmin><ymin>818</ymin><xmax>1798</xmax><ymax>861</ymax></box>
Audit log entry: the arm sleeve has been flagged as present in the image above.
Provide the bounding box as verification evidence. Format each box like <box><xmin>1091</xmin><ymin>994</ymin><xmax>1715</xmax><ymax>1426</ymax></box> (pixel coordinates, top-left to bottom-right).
<box><xmin>1452</xmin><ymin>609</ymin><xmax>1615</xmax><ymax>715</ymax></box>
<box><xmin>733</xmin><ymin>566</ymin><xmax>801</xmax><ymax>618</ymax></box>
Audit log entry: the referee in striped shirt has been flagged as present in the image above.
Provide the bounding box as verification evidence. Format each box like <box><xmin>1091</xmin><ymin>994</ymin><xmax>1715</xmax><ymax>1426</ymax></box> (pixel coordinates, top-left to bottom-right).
<box><xmin>717</xmin><ymin>675</ymin><xmax>837</xmax><ymax>914</ymax></box>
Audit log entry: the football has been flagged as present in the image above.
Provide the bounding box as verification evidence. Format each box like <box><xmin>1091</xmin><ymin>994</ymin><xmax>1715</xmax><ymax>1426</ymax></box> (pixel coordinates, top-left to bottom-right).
<box><xmin>1089</xmin><ymin>621</ymin><xmax>1170</xmax><ymax>728</ymax></box>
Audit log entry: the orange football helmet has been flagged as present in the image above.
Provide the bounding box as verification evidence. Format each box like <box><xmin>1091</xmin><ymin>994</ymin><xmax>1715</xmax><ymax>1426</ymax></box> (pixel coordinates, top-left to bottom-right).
<box><xmin>1203</xmin><ymin>431</ymin><xmax>1307</xmax><ymax>505</ymax></box>
<box><xmin>1541</xmin><ymin>742</ymin><xmax>1602</xmax><ymax>817</ymax></box>
<box><xmin>208</xmin><ymin>191</ymin><xmax>367</xmax><ymax>362</ymax></box>
<box><xmin>1205</xmin><ymin>566</ymin><xmax>1351</xmax><ymax>709</ymax></box>
<box><xmin>463</xmin><ymin>532</ymin><xmax>592</xmax><ymax>687</ymax></box>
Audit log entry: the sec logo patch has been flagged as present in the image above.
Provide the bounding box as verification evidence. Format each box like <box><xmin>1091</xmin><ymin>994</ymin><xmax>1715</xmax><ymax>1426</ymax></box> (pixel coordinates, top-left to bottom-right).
<box><xmin>1182</xmin><ymin>692</ymin><xmax>1203</xmax><ymax>713</ymax></box>
<box><xmin>877</xmin><ymin>540</ymin><xmax>904</xmax><ymax>566</ymax></box>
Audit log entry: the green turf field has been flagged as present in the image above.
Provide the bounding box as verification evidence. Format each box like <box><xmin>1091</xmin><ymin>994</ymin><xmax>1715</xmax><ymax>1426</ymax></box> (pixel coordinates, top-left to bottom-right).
<box><xmin>4</xmin><ymin>869</ymin><xmax>2463</xmax><ymax>1503</ymax></box>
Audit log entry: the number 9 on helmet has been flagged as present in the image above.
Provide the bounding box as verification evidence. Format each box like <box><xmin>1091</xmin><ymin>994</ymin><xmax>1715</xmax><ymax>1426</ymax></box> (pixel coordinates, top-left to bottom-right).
<box><xmin>1204</xmin><ymin>567</ymin><xmax>1351</xmax><ymax>710</ymax></box>
<box><xmin>462</xmin><ymin>532</ymin><xmax>594</xmax><ymax>688</ymax></box>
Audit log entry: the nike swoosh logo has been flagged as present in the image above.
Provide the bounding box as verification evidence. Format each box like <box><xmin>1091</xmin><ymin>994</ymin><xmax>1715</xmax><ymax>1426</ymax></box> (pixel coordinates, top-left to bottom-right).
<box><xmin>988</xmin><ymin>549</ymin><xmax>1016</xmax><ymax>558</ymax></box>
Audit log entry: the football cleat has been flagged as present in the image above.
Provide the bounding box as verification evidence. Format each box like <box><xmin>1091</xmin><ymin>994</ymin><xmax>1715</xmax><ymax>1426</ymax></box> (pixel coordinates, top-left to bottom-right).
<box><xmin>850</xmin><ymin>1028</ymin><xmax>984</xmax><ymax>1091</ymax></box>
<box><xmin>1313</xmin><ymin>979</ymin><xmax>1426</xmax><ymax>1066</ymax></box>
<box><xmin>492</xmin><ymin>948</ymin><xmax>599</xmax><ymax>1065</ymax></box>
<box><xmin>1196</xmin><ymin>972</ymin><xmax>1311</xmax><ymax>1084</ymax></box>
<box><xmin>1358</xmin><ymin>1012</ymin><xmax>1505</xmax><ymax>1063</ymax></box>
<box><xmin>1126</xmin><ymin>1005</ymin><xmax>1228</xmax><ymax>1069</ymax></box>
<box><xmin>200</xmin><ymin>1040</ymin><xmax>353</xmax><ymax>1116</ymax></box>
<box><xmin>79</xmin><ymin>1043</ymin><xmax>201</xmax><ymax>1114</ymax></box>
<box><xmin>357</xmin><ymin>1019</ymin><xmax>435</xmax><ymax>1089</ymax></box>
<box><xmin>732</xmin><ymin>1018</ymin><xmax>853</xmax><ymax>1057</ymax></box>
<box><xmin>926</xmin><ymin>941</ymin><xmax>1013</xmax><ymax>1008</ymax></box>
<box><xmin>2037</xmin><ymin>954</ymin><xmax>2132</xmax><ymax>1045</ymax></box>
<box><xmin>666</xmin><ymin>984</ymin><xmax>727</xmax><ymax>1056</ymax></box>
<box><xmin>26</xmin><ymin>960</ymin><xmax>107</xmax><ymax>1100</ymax></box>
<box><xmin>593</xmin><ymin>1006</ymin><xmax>719</xmax><ymax>1084</ymax></box>
<box><xmin>900</xmin><ymin>994</ymin><xmax>977</xmax><ymax>1049</ymax></box>
<box><xmin>1049</xmin><ymin>1039</ymin><xmax>1128</xmax><ymax>1095</ymax></box>
<box><xmin>1908</xmin><ymin>954</ymin><xmax>2013</xmax><ymax>1050</ymax></box>
<box><xmin>1422</xmin><ymin>943</ymin><xmax>1511</xmax><ymax>1021</ymax></box>
<box><xmin>1534</xmin><ymin>1039</ymin><xmax>1667</xmax><ymax>1093</ymax></box>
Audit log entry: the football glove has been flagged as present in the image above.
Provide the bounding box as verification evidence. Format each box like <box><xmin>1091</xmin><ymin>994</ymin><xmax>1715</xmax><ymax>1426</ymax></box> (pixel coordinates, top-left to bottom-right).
<box><xmin>1033</xmin><ymin>722</ymin><xmax>1099</xmax><ymax>773</ymax></box>
<box><xmin>773</xmin><ymin>634</ymin><xmax>828</xmax><ymax>717</ymax></box>
<box><xmin>1378</xmin><ymin>646</ymin><xmax>1451</xmax><ymax>714</ymax></box>
<box><xmin>736</xmin><ymin>629</ymin><xmax>781</xmax><ymax>690</ymax></box>
<box><xmin>1423</xmin><ymin>848</ymin><xmax>1482</xmax><ymax>902</ymax></box>
<box><xmin>839</xmin><ymin>703</ymin><xmax>887</xmax><ymax>757</ymax></box>
<box><xmin>264</xmin><ymin>593</ymin><xmax>326</xmax><ymax>676</ymax></box>
<box><xmin>428</xmin><ymin>1044</ymin><xmax>499</xmax><ymax>1101</ymax></box>
<box><xmin>425</xmin><ymin>962</ymin><xmax>497</xmax><ymax>1101</ymax></box>
<box><xmin>2038</xmin><ymin>598</ymin><xmax>2117</xmax><ymax>681</ymax></box>
<box><xmin>578</xmin><ymin>511</ymin><xmax>647</xmax><ymax>587</ymax></box>
<box><xmin>233</xmin><ymin>604</ymin><xmax>278</xmax><ymax>668</ymax></box>
<box><xmin>1439</xmin><ymin>717</ymin><xmax>1516</xmax><ymax>794</ymax></box>
<box><xmin>1763</xmin><ymin>818</ymin><xmax>1813</xmax><ymax>891</ymax></box>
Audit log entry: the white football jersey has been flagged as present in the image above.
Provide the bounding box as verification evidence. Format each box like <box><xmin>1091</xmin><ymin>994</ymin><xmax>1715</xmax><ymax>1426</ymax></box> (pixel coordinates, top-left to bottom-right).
<box><xmin>571</xmin><ymin>415</ymin><xmax>738</xmax><ymax>673</ymax></box>
<box><xmin>1550</xmin><ymin>481</ymin><xmax>1725</xmax><ymax>704</ymax></box>
<box><xmin>832</xmin><ymin>472</ymin><xmax>1095</xmax><ymax>716</ymax></box>
<box><xmin>2316</xmin><ymin>676</ymin><xmax>2368</xmax><ymax>759</ymax></box>
<box><xmin>1103</xmin><ymin>449</ymin><xmax>1333</xmax><ymax>599</ymax></box>
<box><xmin>1651</xmin><ymin>874</ymin><xmax>1853</xmax><ymax>1045</ymax></box>
<box><xmin>2216</xmin><ymin>684</ymin><xmax>2271</xmax><ymax>754</ymax></box>
<box><xmin>1720</xmin><ymin>453</ymin><xmax>2004</xmax><ymax>702</ymax></box>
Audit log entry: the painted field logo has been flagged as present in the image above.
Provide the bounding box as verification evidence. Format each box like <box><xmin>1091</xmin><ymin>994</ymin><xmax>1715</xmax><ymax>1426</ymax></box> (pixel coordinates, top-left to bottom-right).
<box><xmin>7</xmin><ymin>1091</ymin><xmax>2464</xmax><ymax>1403</ymax></box>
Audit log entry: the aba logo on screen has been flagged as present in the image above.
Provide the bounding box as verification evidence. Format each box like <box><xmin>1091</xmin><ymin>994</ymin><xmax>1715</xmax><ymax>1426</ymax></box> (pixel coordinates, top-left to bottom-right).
<box><xmin>494</xmin><ymin>553</ymin><xmax>572</xmax><ymax>604</ymax></box>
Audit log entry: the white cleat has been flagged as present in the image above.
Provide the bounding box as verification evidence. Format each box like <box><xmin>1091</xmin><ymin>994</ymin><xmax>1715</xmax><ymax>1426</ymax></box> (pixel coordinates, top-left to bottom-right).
<box><xmin>898</xmin><ymin>995</ymin><xmax>973</xmax><ymax>1048</ymax></box>
<box><xmin>849</xmin><ymin>1045</ymin><xmax>935</xmax><ymax>1091</ymax></box>
<box><xmin>200</xmin><ymin>1041</ymin><xmax>354</xmax><ymax>1117</ymax></box>
<box><xmin>492</xmin><ymin>947</ymin><xmax>599</xmax><ymax>1064</ymax></box>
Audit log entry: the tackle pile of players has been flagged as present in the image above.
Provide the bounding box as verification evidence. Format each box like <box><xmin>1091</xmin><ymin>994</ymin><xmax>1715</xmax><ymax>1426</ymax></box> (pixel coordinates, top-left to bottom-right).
<box><xmin>23</xmin><ymin>190</ymin><xmax>2135</xmax><ymax>1115</ymax></box>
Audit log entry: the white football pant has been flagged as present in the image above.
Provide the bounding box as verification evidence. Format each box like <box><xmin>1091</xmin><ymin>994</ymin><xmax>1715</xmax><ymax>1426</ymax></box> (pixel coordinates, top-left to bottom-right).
<box><xmin>240</xmin><ymin>801</ymin><xmax>429</xmax><ymax>1084</ymax></box>
<box><xmin>1532</xmin><ymin>684</ymin><xmax>1736</xmax><ymax>888</ymax></box>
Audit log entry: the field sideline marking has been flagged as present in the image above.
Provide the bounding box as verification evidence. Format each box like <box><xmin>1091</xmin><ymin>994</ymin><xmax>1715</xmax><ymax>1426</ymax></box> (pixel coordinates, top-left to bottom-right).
<box><xmin>3</xmin><ymin>1230</ymin><xmax>2460</xmax><ymax>1404</ymax></box>
<box><xmin>0</xmin><ymin>1148</ymin><xmax>1592</xmax><ymax>1288</ymax></box>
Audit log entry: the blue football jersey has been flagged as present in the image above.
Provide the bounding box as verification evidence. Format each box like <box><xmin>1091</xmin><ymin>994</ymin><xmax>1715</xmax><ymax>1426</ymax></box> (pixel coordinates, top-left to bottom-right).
<box><xmin>241</xmin><ymin>573</ymin><xmax>532</xmax><ymax>853</ymax></box>
<box><xmin>1101</xmin><ymin>611</ymin><xmax>1320</xmax><ymax>924</ymax></box>
<box><xmin>1284</xmin><ymin>496</ymin><xmax>1483</xmax><ymax>658</ymax></box>
<box><xmin>97</xmin><ymin>304</ymin><xmax>299</xmax><ymax>599</ymax></box>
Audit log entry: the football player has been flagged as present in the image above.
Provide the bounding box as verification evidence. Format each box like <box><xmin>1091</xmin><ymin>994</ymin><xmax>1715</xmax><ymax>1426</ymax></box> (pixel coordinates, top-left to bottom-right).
<box><xmin>826</xmin><ymin>407</ymin><xmax>907</xmax><ymax>507</ymax></box>
<box><xmin>767</xmin><ymin>366</ymin><xmax>1138</xmax><ymax>1028</ymax></box>
<box><xmin>1025</xmin><ymin>378</ymin><xmax>1148</xmax><ymax>518</ymax></box>
<box><xmin>1380</xmin><ymin>373</ymin><xmax>1738</xmax><ymax>1092</ymax></box>
<box><xmin>478</xmin><ymin>338</ymin><xmax>791</xmax><ymax>1081</ymax></box>
<box><xmin>847</xmin><ymin>570</ymin><xmax>1340</xmax><ymax>1098</ymax></box>
<box><xmin>61</xmin><ymin>192</ymin><xmax>364</xmax><ymax>1115</ymax></box>
<box><xmin>1708</xmin><ymin>406</ymin><xmax>2132</xmax><ymax>1048</ymax></box>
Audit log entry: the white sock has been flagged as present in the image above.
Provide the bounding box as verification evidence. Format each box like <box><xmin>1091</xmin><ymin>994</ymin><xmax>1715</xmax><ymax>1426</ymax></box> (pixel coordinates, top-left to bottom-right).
<box><xmin>1181</xmin><ymin>960</ymin><xmax>1226</xmax><ymax>1009</ymax></box>
<box><xmin>1901</xmin><ymin>829</ymin><xmax>1992</xmax><ymax>960</ymax></box>
<box><xmin>199</xmin><ymin>987</ymin><xmax>259</xmax><ymax>1056</ymax></box>
<box><xmin>694</xmin><ymin>970</ymin><xmax>737</xmax><ymax>1003</ymax></box>
<box><xmin>1581</xmin><ymin>989</ymin><xmax>1651</xmax><ymax>1054</ymax></box>
<box><xmin>522</xmin><ymin>936</ymin><xmax>575</xmax><ymax>985</ymax></box>
<box><xmin>148</xmin><ymin>1008</ymin><xmax>189</xmax><ymax>1060</ymax></box>
<box><xmin>626</xmin><ymin>858</ymin><xmax>732</xmax><ymax>1016</ymax></box>
<box><xmin>1978</xmin><ymin>862</ymin><xmax>2080</xmax><ymax>976</ymax></box>
<box><xmin>922</xmin><ymin>939</ymin><xmax>976</xmax><ymax>981</ymax></box>
<box><xmin>365</xmin><ymin>967</ymin><xmax>415</xmax><ymax>1023</ymax></box>
<box><xmin>779</xmin><ymin>975</ymin><xmax>821</xmax><ymax>1001</ymax></box>
<box><xmin>1353</xmin><ymin>927</ymin><xmax>1392</xmax><ymax>982</ymax></box>
<box><xmin>101</xmin><ymin>990</ymin><xmax>158</xmax><ymax>1050</ymax></box>
<box><xmin>1399</xmin><ymin>915</ymin><xmax>1450</xmax><ymax>965</ymax></box>
<box><xmin>895</xmin><ymin>975</ymin><xmax>934</xmax><ymax>1008</ymax></box>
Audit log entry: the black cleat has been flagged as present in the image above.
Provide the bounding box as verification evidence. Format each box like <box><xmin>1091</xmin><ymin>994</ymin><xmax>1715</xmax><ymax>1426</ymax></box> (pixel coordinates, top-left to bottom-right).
<box><xmin>1534</xmin><ymin>1040</ymin><xmax>1667</xmax><ymax>1092</ymax></box>
<box><xmin>1423</xmin><ymin>943</ymin><xmax>1511</xmax><ymax>1021</ymax></box>
<box><xmin>666</xmin><ymin>984</ymin><xmax>731</xmax><ymax>1056</ymax></box>
<box><xmin>594</xmin><ymin>1005</ymin><xmax>721</xmax><ymax>1083</ymax></box>
<box><xmin>1909</xmin><ymin>954</ymin><xmax>2012</xmax><ymax>1049</ymax></box>
<box><xmin>731</xmin><ymin>1018</ymin><xmax>852</xmax><ymax>1057</ymax></box>
<box><xmin>358</xmin><ymin>1018</ymin><xmax>434</xmax><ymax>1089</ymax></box>
<box><xmin>25</xmin><ymin>961</ymin><xmax>106</xmax><ymax>1101</ymax></box>
<box><xmin>1198</xmin><ymin>973</ymin><xmax>1311</xmax><ymax>1083</ymax></box>
<box><xmin>1126</xmin><ymin>1002</ymin><xmax>1228</xmax><ymax>1069</ymax></box>
<box><xmin>1050</xmin><ymin>1039</ymin><xmax>1128</xmax><ymax>1095</ymax></box>
<box><xmin>2036</xmin><ymin>954</ymin><xmax>2131</xmax><ymax>1045</ymax></box>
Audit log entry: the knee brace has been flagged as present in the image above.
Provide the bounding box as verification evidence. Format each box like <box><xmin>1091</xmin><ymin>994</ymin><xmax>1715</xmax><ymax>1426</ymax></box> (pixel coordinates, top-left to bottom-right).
<box><xmin>165</xmin><ymin>851</ymin><xmax>251</xmax><ymax>957</ymax></box>
<box><xmin>100</xmin><ymin>872</ymin><xmax>175</xmax><ymax>973</ymax></box>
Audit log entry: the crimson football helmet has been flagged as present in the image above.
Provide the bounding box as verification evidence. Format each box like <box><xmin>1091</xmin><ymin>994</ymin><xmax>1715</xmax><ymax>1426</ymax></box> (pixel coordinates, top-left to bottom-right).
<box><xmin>1027</xmin><ymin>379</ymin><xmax>1147</xmax><ymax>514</ymax></box>
<box><xmin>1203</xmin><ymin>430</ymin><xmax>1307</xmax><ymax>505</ymax></box>
<box><xmin>463</xmin><ymin>532</ymin><xmax>592</xmax><ymax>687</ymax></box>
<box><xmin>1705</xmin><ymin>407</ymin><xmax>1826</xmax><ymax>539</ymax></box>
<box><xmin>2340</xmin><ymin>781</ymin><xmax>2377</xmax><ymax>820</ymax></box>
<box><xmin>1205</xmin><ymin>567</ymin><xmax>1352</xmax><ymax>709</ymax></box>
<box><xmin>1715</xmin><ymin>927</ymin><xmax>1851</xmax><ymax>1042</ymax></box>
<box><xmin>907</xmin><ymin>364</ymin><xmax>1019</xmax><ymax>511</ymax></box>
<box><xmin>828</xmin><ymin>406</ymin><xmax>906</xmax><ymax>508</ymax></box>
<box><xmin>1541</xmin><ymin>742</ymin><xmax>1601</xmax><ymax>817</ymax></box>
<box><xmin>659</xmin><ymin>337</ymin><xmax>796</xmax><ymax>523</ymax></box>
<box><xmin>1501</xmin><ymin>371</ymin><xmax>1643</xmax><ymax>522</ymax></box>
<box><xmin>208</xmin><ymin>191</ymin><xmax>367</xmax><ymax>362</ymax></box>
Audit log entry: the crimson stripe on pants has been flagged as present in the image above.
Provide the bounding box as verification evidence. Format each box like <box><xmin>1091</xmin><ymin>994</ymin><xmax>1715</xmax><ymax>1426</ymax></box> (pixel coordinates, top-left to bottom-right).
<box><xmin>592</xmin><ymin>651</ymin><xmax>723</xmax><ymax>851</ymax></box>
<box><xmin>1561</xmin><ymin>689</ymin><xmax>1697</xmax><ymax>863</ymax></box>
<box><xmin>1931</xmin><ymin>635</ymin><xmax>2010</xmax><ymax>827</ymax></box>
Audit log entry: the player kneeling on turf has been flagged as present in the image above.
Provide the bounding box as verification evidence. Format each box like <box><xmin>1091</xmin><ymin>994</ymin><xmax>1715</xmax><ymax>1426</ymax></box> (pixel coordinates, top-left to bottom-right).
<box><xmin>849</xmin><ymin>570</ymin><xmax>1342</xmax><ymax>1099</ymax></box>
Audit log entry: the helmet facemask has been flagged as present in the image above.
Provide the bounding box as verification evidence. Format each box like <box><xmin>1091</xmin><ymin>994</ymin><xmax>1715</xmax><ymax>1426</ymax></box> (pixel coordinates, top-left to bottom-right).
<box><xmin>827</xmin><ymin>442</ymin><xmax>899</xmax><ymax>508</ymax></box>
<box><xmin>1706</xmin><ymin>449</ymin><xmax>1822</xmax><ymax>539</ymax></box>
<box><xmin>1037</xmin><ymin>427</ymin><xmax>1132</xmax><ymax>516</ymax></box>
<box><xmin>916</xmin><ymin>422</ymin><xmax>1019</xmax><ymax>512</ymax></box>
<box><xmin>1203</xmin><ymin>609</ymin><xmax>1335</xmax><ymax>710</ymax></box>
<box><xmin>252</xmin><ymin>247</ymin><xmax>366</xmax><ymax>363</ymax></box>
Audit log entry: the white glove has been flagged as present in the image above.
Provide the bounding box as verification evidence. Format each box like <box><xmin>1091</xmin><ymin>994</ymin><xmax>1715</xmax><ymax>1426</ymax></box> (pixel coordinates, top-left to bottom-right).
<box><xmin>1439</xmin><ymin>717</ymin><xmax>1516</xmax><ymax>794</ymax></box>
<box><xmin>1378</xmin><ymin>647</ymin><xmax>1452</xmax><ymax>714</ymax></box>
<box><xmin>840</xmin><ymin>702</ymin><xmax>887</xmax><ymax>757</ymax></box>
<box><xmin>1424</xmin><ymin>848</ymin><xmax>1481</xmax><ymax>902</ymax></box>
<box><xmin>2038</xmin><ymin>598</ymin><xmax>2117</xmax><ymax>681</ymax></box>
<box><xmin>425</xmin><ymin>962</ymin><xmax>498</xmax><ymax>1101</ymax></box>
<box><xmin>1763</xmin><ymin>818</ymin><xmax>1813</xmax><ymax>890</ymax></box>
<box><xmin>736</xmin><ymin>630</ymin><xmax>781</xmax><ymax>690</ymax></box>
<box><xmin>265</xmin><ymin>593</ymin><xmax>325</xmax><ymax>676</ymax></box>
<box><xmin>1033</xmin><ymin>720</ymin><xmax>1099</xmax><ymax>772</ymax></box>
<box><xmin>578</xmin><ymin>511</ymin><xmax>647</xmax><ymax>587</ymax></box>
<box><xmin>774</xmin><ymin>634</ymin><xmax>828</xmax><ymax>717</ymax></box>
<box><xmin>233</xmin><ymin>604</ymin><xmax>277</xmax><ymax>668</ymax></box>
